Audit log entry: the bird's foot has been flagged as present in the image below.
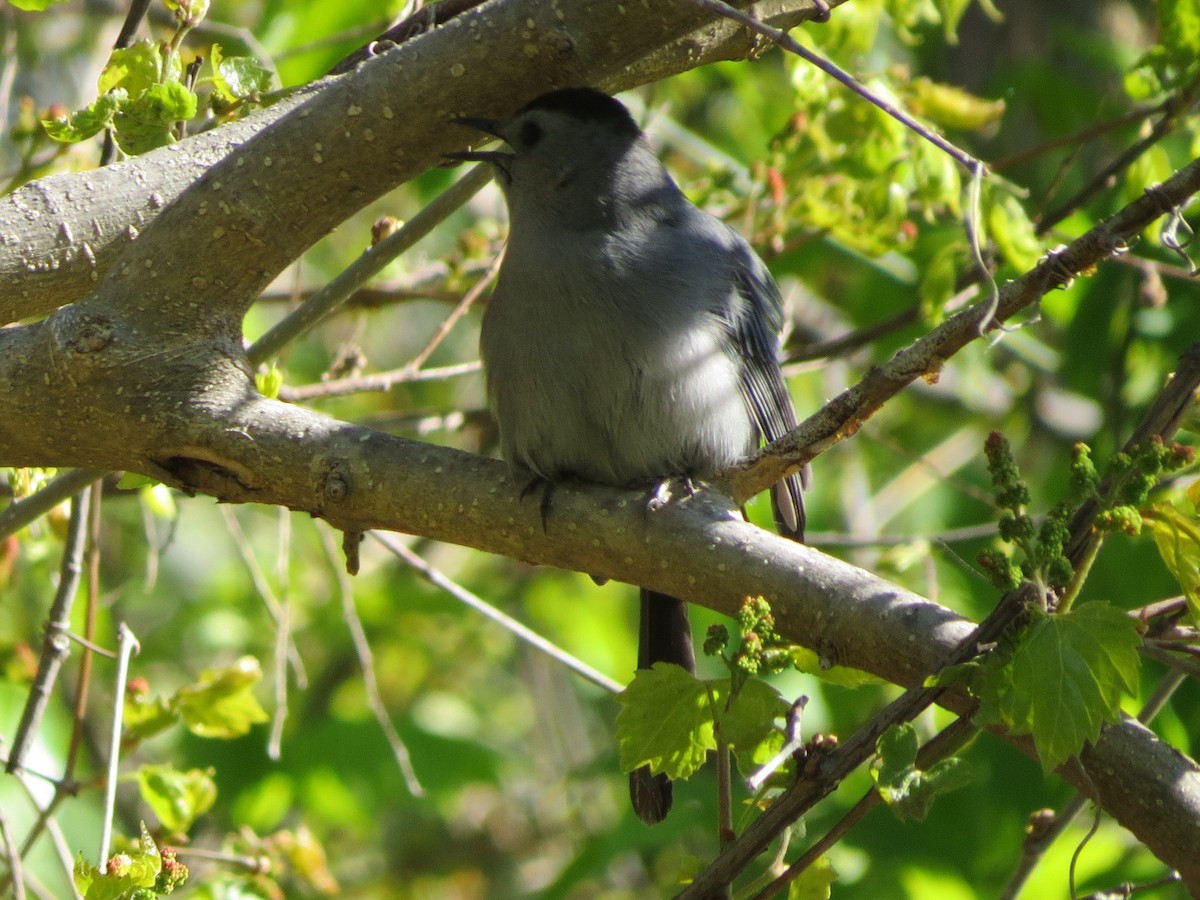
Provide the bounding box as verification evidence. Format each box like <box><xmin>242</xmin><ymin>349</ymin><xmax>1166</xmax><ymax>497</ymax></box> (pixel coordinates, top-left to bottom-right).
<box><xmin>518</xmin><ymin>475</ymin><xmax>556</xmax><ymax>533</ymax></box>
<box><xmin>644</xmin><ymin>475</ymin><xmax>698</xmax><ymax>514</ymax></box>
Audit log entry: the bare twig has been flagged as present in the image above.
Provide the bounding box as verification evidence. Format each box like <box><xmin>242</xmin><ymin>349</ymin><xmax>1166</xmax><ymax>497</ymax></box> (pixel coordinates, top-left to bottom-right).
<box><xmin>98</xmin><ymin>623</ymin><xmax>139</xmax><ymax>873</ymax></box>
<box><xmin>688</xmin><ymin>0</ymin><xmax>983</xmax><ymax>172</ymax></box>
<box><xmin>0</xmin><ymin>470</ymin><xmax>107</xmax><ymax>541</ymax></box>
<box><xmin>247</xmin><ymin>165</ymin><xmax>493</xmax><ymax>366</ymax></box>
<box><xmin>1036</xmin><ymin>116</ymin><xmax>1180</xmax><ymax>235</ymax></box>
<box><xmin>0</xmin><ymin>801</ymin><xmax>26</xmax><ymax>900</ymax></box>
<box><xmin>371</xmin><ymin>531</ymin><xmax>624</xmax><ymax>694</ymax></box>
<box><xmin>280</xmin><ymin>360</ymin><xmax>482</xmax><ymax>402</ymax></box>
<box><xmin>316</xmin><ymin>524</ymin><xmax>424</xmax><ymax>796</ymax></box>
<box><xmin>991</xmin><ymin>103</ymin><xmax>1167</xmax><ymax>173</ymax></box>
<box><xmin>404</xmin><ymin>249</ymin><xmax>502</xmax><ymax>373</ymax></box>
<box><xmin>218</xmin><ymin>507</ymin><xmax>307</xmax><ymax>687</ymax></box>
<box><xmin>267</xmin><ymin>508</ymin><xmax>292</xmax><ymax>761</ymax></box>
<box><xmin>6</xmin><ymin>488</ymin><xmax>94</xmax><ymax>773</ymax></box>
<box><xmin>64</xmin><ymin>481</ymin><xmax>103</xmax><ymax>781</ymax></box>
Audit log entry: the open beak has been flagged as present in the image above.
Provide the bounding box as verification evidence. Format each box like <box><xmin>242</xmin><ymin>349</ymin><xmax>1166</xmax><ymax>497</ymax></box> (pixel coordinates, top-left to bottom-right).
<box><xmin>443</xmin><ymin>116</ymin><xmax>512</xmax><ymax>166</ymax></box>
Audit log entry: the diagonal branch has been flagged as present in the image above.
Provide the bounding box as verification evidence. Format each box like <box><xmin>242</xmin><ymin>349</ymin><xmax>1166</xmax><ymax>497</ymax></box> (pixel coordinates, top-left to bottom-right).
<box><xmin>727</xmin><ymin>154</ymin><xmax>1200</xmax><ymax>504</ymax></box>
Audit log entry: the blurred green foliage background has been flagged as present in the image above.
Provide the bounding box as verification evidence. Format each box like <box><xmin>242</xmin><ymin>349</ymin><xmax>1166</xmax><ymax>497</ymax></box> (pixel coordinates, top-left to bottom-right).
<box><xmin>2</xmin><ymin>0</ymin><xmax>1198</xmax><ymax>897</ymax></box>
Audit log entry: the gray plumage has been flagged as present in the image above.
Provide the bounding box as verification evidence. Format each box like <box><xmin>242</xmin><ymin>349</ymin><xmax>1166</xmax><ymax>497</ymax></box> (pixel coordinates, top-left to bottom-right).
<box><xmin>451</xmin><ymin>88</ymin><xmax>805</xmax><ymax>824</ymax></box>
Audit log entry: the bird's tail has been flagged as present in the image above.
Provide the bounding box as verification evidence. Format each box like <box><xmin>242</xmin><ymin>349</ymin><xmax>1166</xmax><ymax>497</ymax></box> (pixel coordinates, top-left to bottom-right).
<box><xmin>629</xmin><ymin>589</ymin><xmax>695</xmax><ymax>825</ymax></box>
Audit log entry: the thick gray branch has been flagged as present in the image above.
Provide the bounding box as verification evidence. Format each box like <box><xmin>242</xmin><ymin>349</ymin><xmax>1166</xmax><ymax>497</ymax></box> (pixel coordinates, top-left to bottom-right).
<box><xmin>0</xmin><ymin>0</ymin><xmax>1195</xmax><ymax>886</ymax></box>
<box><xmin>0</xmin><ymin>0</ymin><xmax>830</xmax><ymax>325</ymax></box>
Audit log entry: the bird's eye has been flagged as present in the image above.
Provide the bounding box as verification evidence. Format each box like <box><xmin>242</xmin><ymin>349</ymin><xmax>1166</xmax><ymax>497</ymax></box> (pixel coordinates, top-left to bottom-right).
<box><xmin>518</xmin><ymin>120</ymin><xmax>542</xmax><ymax>148</ymax></box>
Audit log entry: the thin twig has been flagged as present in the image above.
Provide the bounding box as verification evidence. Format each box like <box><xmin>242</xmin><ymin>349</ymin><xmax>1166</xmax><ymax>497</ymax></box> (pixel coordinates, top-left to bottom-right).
<box><xmin>752</xmin><ymin>716</ymin><xmax>978</xmax><ymax>900</ymax></box>
<box><xmin>279</xmin><ymin>360</ymin><xmax>482</xmax><ymax>402</ymax></box>
<box><xmin>371</xmin><ymin>531</ymin><xmax>624</xmax><ymax>694</ymax></box>
<box><xmin>64</xmin><ymin>481</ymin><xmax>103</xmax><ymax>781</ymax></box>
<box><xmin>316</xmin><ymin>524</ymin><xmax>424</xmax><ymax>796</ymax></box>
<box><xmin>6</xmin><ymin>487</ymin><xmax>94</xmax><ymax>773</ymax></box>
<box><xmin>404</xmin><ymin>250</ymin><xmax>503</xmax><ymax>373</ymax></box>
<box><xmin>990</xmin><ymin>103</ymin><xmax>1167</xmax><ymax>172</ymax></box>
<box><xmin>247</xmin><ymin>164</ymin><xmax>493</xmax><ymax>366</ymax></box>
<box><xmin>689</xmin><ymin>0</ymin><xmax>983</xmax><ymax>172</ymax></box>
<box><xmin>1036</xmin><ymin>115</ymin><xmax>1180</xmax><ymax>235</ymax></box>
<box><xmin>267</xmin><ymin>508</ymin><xmax>292</xmax><ymax>761</ymax></box>
<box><xmin>98</xmin><ymin>623</ymin><xmax>140</xmax><ymax>873</ymax></box>
<box><xmin>0</xmin><ymin>470</ymin><xmax>106</xmax><ymax>541</ymax></box>
<box><xmin>0</xmin><ymin>801</ymin><xmax>26</xmax><ymax>900</ymax></box>
<box><xmin>218</xmin><ymin>507</ymin><xmax>307</xmax><ymax>687</ymax></box>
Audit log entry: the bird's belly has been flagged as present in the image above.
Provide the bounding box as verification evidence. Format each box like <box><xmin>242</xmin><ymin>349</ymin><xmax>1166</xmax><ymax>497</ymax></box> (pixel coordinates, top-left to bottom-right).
<box><xmin>488</xmin><ymin>319</ymin><xmax>754</xmax><ymax>486</ymax></box>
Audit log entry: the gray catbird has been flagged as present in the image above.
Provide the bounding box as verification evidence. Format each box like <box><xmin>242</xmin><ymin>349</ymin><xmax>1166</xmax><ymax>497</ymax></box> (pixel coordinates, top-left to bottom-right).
<box><xmin>449</xmin><ymin>87</ymin><xmax>805</xmax><ymax>824</ymax></box>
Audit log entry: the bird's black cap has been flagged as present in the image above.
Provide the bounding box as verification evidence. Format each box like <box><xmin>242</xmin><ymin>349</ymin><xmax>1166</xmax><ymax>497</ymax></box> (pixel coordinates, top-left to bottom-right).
<box><xmin>516</xmin><ymin>87</ymin><xmax>641</xmax><ymax>137</ymax></box>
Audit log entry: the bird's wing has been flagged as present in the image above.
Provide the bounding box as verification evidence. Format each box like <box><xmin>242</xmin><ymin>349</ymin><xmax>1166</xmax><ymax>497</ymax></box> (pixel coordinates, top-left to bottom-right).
<box><xmin>717</xmin><ymin>235</ymin><xmax>807</xmax><ymax>540</ymax></box>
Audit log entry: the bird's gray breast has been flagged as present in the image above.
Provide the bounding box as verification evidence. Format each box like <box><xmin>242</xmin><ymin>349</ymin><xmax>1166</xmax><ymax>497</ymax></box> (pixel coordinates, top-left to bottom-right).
<box><xmin>481</xmin><ymin>228</ymin><xmax>755</xmax><ymax>486</ymax></box>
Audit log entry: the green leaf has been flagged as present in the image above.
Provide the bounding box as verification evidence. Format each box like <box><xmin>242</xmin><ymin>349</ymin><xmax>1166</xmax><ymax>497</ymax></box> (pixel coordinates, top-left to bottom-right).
<box><xmin>974</xmin><ymin>604</ymin><xmax>1141</xmax><ymax>771</ymax></box>
<box><xmin>124</xmin><ymin>689</ymin><xmax>179</xmax><ymax>742</ymax></box>
<box><xmin>986</xmin><ymin>191</ymin><xmax>1042</xmax><ymax>272</ymax></box>
<box><xmin>875</xmin><ymin>722</ymin><xmax>919</xmax><ymax>785</ymax></box>
<box><xmin>113</xmin><ymin>81</ymin><xmax>198</xmax><ymax>155</ymax></box>
<box><xmin>790</xmin><ymin>646</ymin><xmax>885</xmax><ymax>687</ymax></box>
<box><xmin>140</xmin><ymin>483</ymin><xmax>177</xmax><ymax>520</ymax></box>
<box><xmin>717</xmin><ymin>677</ymin><xmax>790</xmax><ymax>752</ymax></box>
<box><xmin>788</xmin><ymin>854</ymin><xmax>836</xmax><ymax>900</ymax></box>
<box><xmin>173</xmin><ymin>656</ymin><xmax>270</xmax><ymax>739</ymax></box>
<box><xmin>7</xmin><ymin>0</ymin><xmax>70</xmax><ymax>9</ymax></box>
<box><xmin>1159</xmin><ymin>0</ymin><xmax>1200</xmax><ymax>66</ymax></box>
<box><xmin>873</xmin><ymin>724</ymin><xmax>974</xmax><ymax>821</ymax></box>
<box><xmin>733</xmin><ymin>726</ymin><xmax>790</xmax><ymax>787</ymax></box>
<box><xmin>256</xmin><ymin>365</ymin><xmax>283</xmax><ymax>400</ymax></box>
<box><xmin>75</xmin><ymin>823</ymin><xmax>162</xmax><ymax>900</ymax></box>
<box><xmin>907</xmin><ymin>77</ymin><xmax>1005</xmax><ymax>131</ymax></box>
<box><xmin>43</xmin><ymin>92</ymin><xmax>124</xmax><ymax>144</ymax></box>
<box><xmin>98</xmin><ymin>42</ymin><xmax>164</xmax><ymax>97</ymax></box>
<box><xmin>918</xmin><ymin>242</ymin><xmax>961</xmax><ymax>322</ymax></box>
<box><xmin>212</xmin><ymin>44</ymin><xmax>273</xmax><ymax>102</ymax></box>
<box><xmin>615</xmin><ymin>663</ymin><xmax>715</xmax><ymax>780</ymax></box>
<box><xmin>116</xmin><ymin>472</ymin><xmax>158</xmax><ymax>490</ymax></box>
<box><xmin>1146</xmin><ymin>503</ymin><xmax>1200</xmax><ymax>628</ymax></box>
<box><xmin>133</xmin><ymin>765</ymin><xmax>217</xmax><ymax>834</ymax></box>
<box><xmin>933</xmin><ymin>0</ymin><xmax>972</xmax><ymax>43</ymax></box>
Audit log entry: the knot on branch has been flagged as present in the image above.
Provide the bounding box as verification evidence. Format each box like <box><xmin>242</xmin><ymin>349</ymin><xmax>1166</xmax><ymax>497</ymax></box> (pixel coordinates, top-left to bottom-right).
<box><xmin>52</xmin><ymin>308</ymin><xmax>115</xmax><ymax>356</ymax></box>
<box><xmin>320</xmin><ymin>461</ymin><xmax>354</xmax><ymax>505</ymax></box>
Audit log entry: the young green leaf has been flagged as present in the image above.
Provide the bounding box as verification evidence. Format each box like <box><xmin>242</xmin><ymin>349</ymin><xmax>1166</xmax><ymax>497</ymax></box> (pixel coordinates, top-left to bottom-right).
<box><xmin>974</xmin><ymin>604</ymin><xmax>1141</xmax><ymax>772</ymax></box>
<box><xmin>788</xmin><ymin>854</ymin><xmax>836</xmax><ymax>900</ymax></box>
<box><xmin>173</xmin><ymin>656</ymin><xmax>270</xmax><ymax>739</ymax></box>
<box><xmin>616</xmin><ymin>663</ymin><xmax>713</xmax><ymax>780</ymax></box>
<box><xmin>615</xmin><ymin>663</ymin><xmax>715</xmax><ymax>781</ymax></box>
<box><xmin>123</xmin><ymin>688</ymin><xmax>179</xmax><ymax>742</ymax></box>
<box><xmin>717</xmin><ymin>676</ymin><xmax>791</xmax><ymax>752</ymax></box>
<box><xmin>99</xmin><ymin>42</ymin><xmax>166</xmax><ymax>97</ymax></box>
<box><xmin>873</xmin><ymin>724</ymin><xmax>973</xmax><ymax>821</ymax></box>
<box><xmin>113</xmin><ymin>81</ymin><xmax>198</xmax><ymax>154</ymax></box>
<box><xmin>133</xmin><ymin>765</ymin><xmax>217</xmax><ymax>834</ymax></box>
<box><xmin>74</xmin><ymin>823</ymin><xmax>162</xmax><ymax>900</ymax></box>
<box><xmin>211</xmin><ymin>44</ymin><xmax>273</xmax><ymax>103</ymax></box>
<box><xmin>43</xmin><ymin>92</ymin><xmax>124</xmax><ymax>144</ymax></box>
<box><xmin>1146</xmin><ymin>502</ymin><xmax>1200</xmax><ymax>628</ymax></box>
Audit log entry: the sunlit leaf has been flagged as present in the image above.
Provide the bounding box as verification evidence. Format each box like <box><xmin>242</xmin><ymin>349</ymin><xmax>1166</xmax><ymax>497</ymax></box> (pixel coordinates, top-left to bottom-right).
<box><xmin>974</xmin><ymin>604</ymin><xmax>1140</xmax><ymax>771</ymax></box>
<box><xmin>174</xmin><ymin>656</ymin><xmax>270</xmax><ymax>739</ymax></box>
<box><xmin>615</xmin><ymin>663</ymin><xmax>715</xmax><ymax>780</ymax></box>
<box><xmin>1146</xmin><ymin>502</ymin><xmax>1200</xmax><ymax>628</ymax></box>
<box><xmin>133</xmin><ymin>764</ymin><xmax>217</xmax><ymax>834</ymax></box>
